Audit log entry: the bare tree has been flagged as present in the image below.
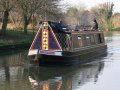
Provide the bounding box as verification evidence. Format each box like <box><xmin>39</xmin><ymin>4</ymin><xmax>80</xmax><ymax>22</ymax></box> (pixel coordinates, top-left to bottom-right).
<box><xmin>9</xmin><ymin>11</ymin><xmax>23</xmax><ymax>29</ymax></box>
<box><xmin>36</xmin><ymin>0</ymin><xmax>62</xmax><ymax>21</ymax></box>
<box><xmin>0</xmin><ymin>0</ymin><xmax>15</xmax><ymax>35</ymax></box>
<box><xmin>91</xmin><ymin>2</ymin><xmax>114</xmax><ymax>31</ymax></box>
<box><xmin>65</xmin><ymin>7</ymin><xmax>80</xmax><ymax>26</ymax></box>
<box><xmin>112</xmin><ymin>13</ymin><xmax>120</xmax><ymax>29</ymax></box>
<box><xmin>15</xmin><ymin>0</ymin><xmax>42</xmax><ymax>34</ymax></box>
<box><xmin>64</xmin><ymin>6</ymin><xmax>92</xmax><ymax>28</ymax></box>
<box><xmin>15</xmin><ymin>0</ymin><xmax>61</xmax><ymax>34</ymax></box>
<box><xmin>80</xmin><ymin>10</ymin><xmax>92</xmax><ymax>26</ymax></box>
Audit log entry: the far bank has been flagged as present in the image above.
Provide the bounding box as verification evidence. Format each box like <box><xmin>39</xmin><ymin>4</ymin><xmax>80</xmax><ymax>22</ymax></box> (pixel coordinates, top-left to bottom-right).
<box><xmin>0</xmin><ymin>29</ymin><xmax>36</xmax><ymax>52</ymax></box>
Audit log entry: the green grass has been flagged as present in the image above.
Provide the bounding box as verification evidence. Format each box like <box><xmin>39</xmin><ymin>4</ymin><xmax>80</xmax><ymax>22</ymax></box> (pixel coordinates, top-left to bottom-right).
<box><xmin>0</xmin><ymin>29</ymin><xmax>37</xmax><ymax>46</ymax></box>
<box><xmin>111</xmin><ymin>27</ymin><xmax>120</xmax><ymax>31</ymax></box>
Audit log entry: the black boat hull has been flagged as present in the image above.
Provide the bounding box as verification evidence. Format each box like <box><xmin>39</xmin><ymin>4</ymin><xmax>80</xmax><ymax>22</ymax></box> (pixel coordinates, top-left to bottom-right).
<box><xmin>29</xmin><ymin>45</ymin><xmax>107</xmax><ymax>66</ymax></box>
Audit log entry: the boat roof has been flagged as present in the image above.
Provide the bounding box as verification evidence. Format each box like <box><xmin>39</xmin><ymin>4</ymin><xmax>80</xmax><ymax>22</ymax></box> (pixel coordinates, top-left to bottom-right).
<box><xmin>40</xmin><ymin>21</ymin><xmax>100</xmax><ymax>33</ymax></box>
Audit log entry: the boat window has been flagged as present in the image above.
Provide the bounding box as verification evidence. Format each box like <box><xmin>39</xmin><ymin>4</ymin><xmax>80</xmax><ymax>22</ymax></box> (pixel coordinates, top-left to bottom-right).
<box><xmin>94</xmin><ymin>34</ymin><xmax>98</xmax><ymax>44</ymax></box>
<box><xmin>66</xmin><ymin>34</ymin><xmax>71</xmax><ymax>50</ymax></box>
<box><xmin>77</xmin><ymin>35</ymin><xmax>83</xmax><ymax>47</ymax></box>
<box><xmin>86</xmin><ymin>36</ymin><xmax>90</xmax><ymax>39</ymax></box>
<box><xmin>90</xmin><ymin>35</ymin><xmax>95</xmax><ymax>44</ymax></box>
<box><xmin>72</xmin><ymin>34</ymin><xmax>80</xmax><ymax>49</ymax></box>
<box><xmin>78</xmin><ymin>36</ymin><xmax>81</xmax><ymax>39</ymax></box>
<box><xmin>86</xmin><ymin>35</ymin><xmax>91</xmax><ymax>45</ymax></box>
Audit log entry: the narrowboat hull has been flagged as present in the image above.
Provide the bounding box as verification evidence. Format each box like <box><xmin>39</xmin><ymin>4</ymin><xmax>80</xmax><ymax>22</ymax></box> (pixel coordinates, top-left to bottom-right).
<box><xmin>29</xmin><ymin>44</ymin><xmax>107</xmax><ymax>65</ymax></box>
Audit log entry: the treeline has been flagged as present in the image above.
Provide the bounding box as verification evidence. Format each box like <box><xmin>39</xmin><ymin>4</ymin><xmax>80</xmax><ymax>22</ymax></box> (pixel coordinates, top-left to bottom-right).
<box><xmin>0</xmin><ymin>0</ymin><xmax>63</xmax><ymax>35</ymax></box>
<box><xmin>0</xmin><ymin>1</ymin><xmax>120</xmax><ymax>35</ymax></box>
<box><xmin>64</xmin><ymin>2</ymin><xmax>120</xmax><ymax>31</ymax></box>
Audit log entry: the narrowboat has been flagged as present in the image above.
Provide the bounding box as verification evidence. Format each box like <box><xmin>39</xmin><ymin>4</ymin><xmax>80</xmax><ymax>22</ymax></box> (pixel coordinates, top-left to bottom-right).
<box><xmin>28</xmin><ymin>21</ymin><xmax>107</xmax><ymax>65</ymax></box>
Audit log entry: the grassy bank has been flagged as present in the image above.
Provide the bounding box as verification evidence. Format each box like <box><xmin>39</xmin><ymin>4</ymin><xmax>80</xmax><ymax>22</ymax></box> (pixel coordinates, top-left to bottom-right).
<box><xmin>111</xmin><ymin>27</ymin><xmax>120</xmax><ymax>31</ymax></box>
<box><xmin>0</xmin><ymin>29</ymin><xmax>36</xmax><ymax>51</ymax></box>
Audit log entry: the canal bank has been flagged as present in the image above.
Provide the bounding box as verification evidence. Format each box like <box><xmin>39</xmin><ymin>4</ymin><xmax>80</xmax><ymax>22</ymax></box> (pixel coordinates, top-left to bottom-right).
<box><xmin>0</xmin><ymin>42</ymin><xmax>31</xmax><ymax>52</ymax></box>
<box><xmin>0</xmin><ymin>30</ymin><xmax>35</xmax><ymax>52</ymax></box>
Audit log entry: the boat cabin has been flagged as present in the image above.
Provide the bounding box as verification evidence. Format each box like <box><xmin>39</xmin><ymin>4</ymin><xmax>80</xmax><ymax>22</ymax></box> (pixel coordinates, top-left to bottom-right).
<box><xmin>28</xmin><ymin>21</ymin><xmax>107</xmax><ymax>60</ymax></box>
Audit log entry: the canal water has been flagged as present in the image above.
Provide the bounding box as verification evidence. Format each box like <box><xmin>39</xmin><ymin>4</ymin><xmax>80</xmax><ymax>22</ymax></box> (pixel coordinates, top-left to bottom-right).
<box><xmin>0</xmin><ymin>32</ymin><xmax>120</xmax><ymax>90</ymax></box>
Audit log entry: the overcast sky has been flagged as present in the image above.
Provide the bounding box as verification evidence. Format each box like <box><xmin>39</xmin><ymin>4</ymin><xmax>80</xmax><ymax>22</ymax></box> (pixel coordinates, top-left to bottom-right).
<box><xmin>61</xmin><ymin>0</ymin><xmax>120</xmax><ymax>13</ymax></box>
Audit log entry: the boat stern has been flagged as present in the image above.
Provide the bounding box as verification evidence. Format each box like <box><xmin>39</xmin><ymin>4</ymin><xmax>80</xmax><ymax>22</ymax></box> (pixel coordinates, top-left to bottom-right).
<box><xmin>28</xmin><ymin>21</ymin><xmax>63</xmax><ymax>58</ymax></box>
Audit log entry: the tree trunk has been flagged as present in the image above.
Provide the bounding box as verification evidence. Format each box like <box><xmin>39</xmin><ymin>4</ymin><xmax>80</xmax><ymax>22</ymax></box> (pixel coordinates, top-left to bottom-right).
<box><xmin>1</xmin><ymin>10</ymin><xmax>9</xmax><ymax>35</ymax></box>
<box><xmin>23</xmin><ymin>15</ymin><xmax>29</xmax><ymax>34</ymax></box>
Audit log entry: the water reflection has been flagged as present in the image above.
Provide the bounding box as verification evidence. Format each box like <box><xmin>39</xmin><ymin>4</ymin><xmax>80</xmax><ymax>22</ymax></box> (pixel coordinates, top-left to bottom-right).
<box><xmin>1</xmin><ymin>32</ymin><xmax>120</xmax><ymax>90</ymax></box>
<box><xmin>0</xmin><ymin>50</ymin><xmax>105</xmax><ymax>90</ymax></box>
<box><xmin>0</xmin><ymin>51</ymin><xmax>31</xmax><ymax>90</ymax></box>
<box><xmin>28</xmin><ymin>61</ymin><xmax>104</xmax><ymax>90</ymax></box>
<box><xmin>29</xmin><ymin>76</ymin><xmax>62</xmax><ymax>90</ymax></box>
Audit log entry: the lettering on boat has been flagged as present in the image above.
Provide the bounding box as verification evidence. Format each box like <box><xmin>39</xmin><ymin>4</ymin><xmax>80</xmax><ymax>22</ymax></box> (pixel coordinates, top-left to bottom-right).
<box><xmin>39</xmin><ymin>50</ymin><xmax>62</xmax><ymax>56</ymax></box>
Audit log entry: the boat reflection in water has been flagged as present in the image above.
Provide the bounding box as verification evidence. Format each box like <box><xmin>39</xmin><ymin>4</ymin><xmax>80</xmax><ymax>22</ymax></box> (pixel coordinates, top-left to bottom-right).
<box><xmin>0</xmin><ymin>50</ymin><xmax>105</xmax><ymax>90</ymax></box>
<box><xmin>28</xmin><ymin>60</ymin><xmax>104</xmax><ymax>90</ymax></box>
<box><xmin>29</xmin><ymin>76</ymin><xmax>62</xmax><ymax>90</ymax></box>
